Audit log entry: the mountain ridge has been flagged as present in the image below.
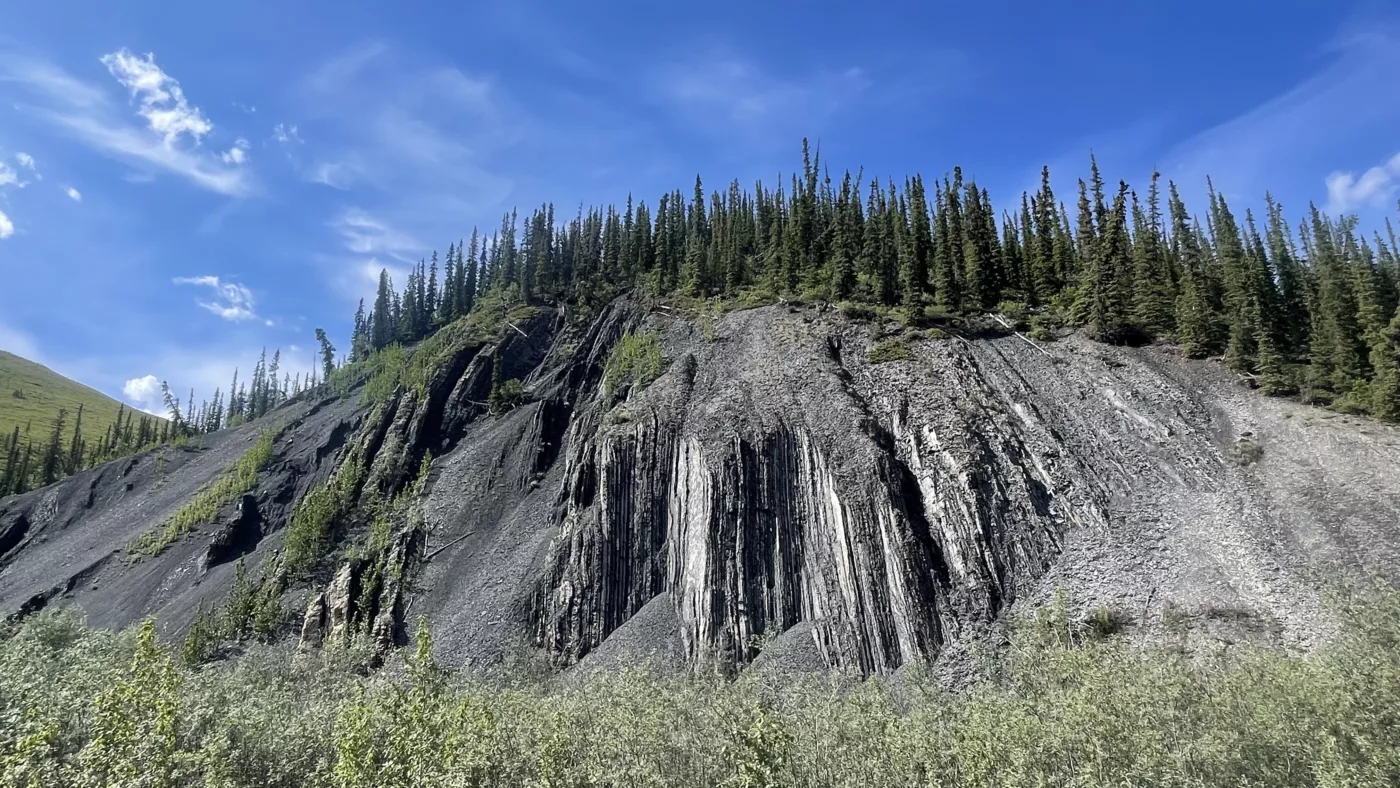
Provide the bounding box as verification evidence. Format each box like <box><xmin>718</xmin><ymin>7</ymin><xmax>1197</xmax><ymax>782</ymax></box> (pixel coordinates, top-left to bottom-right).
<box><xmin>2</xmin><ymin>295</ymin><xmax>1397</xmax><ymax>681</ymax></box>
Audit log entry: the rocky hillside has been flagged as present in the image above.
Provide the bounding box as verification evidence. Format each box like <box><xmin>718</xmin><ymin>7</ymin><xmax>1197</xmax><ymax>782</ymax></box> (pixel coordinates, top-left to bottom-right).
<box><xmin>2</xmin><ymin>296</ymin><xmax>1399</xmax><ymax>677</ymax></box>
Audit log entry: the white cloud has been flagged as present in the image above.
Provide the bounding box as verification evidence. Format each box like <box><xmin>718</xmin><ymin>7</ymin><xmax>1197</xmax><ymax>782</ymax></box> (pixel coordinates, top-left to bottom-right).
<box><xmin>656</xmin><ymin>50</ymin><xmax>870</xmax><ymax>142</ymax></box>
<box><xmin>65</xmin><ymin>186</ymin><xmax>82</xmax><ymax>201</ymax></box>
<box><xmin>122</xmin><ymin>374</ymin><xmax>166</xmax><ymax>414</ymax></box>
<box><xmin>310</xmin><ymin>160</ymin><xmax>359</xmax><ymax>189</ymax></box>
<box><xmin>0</xmin><ymin>156</ymin><xmax>33</xmax><ymax>188</ymax></box>
<box><xmin>303</xmin><ymin>41</ymin><xmax>386</xmax><ymax>94</ymax></box>
<box><xmin>99</xmin><ymin>48</ymin><xmax>213</xmax><ymax>147</ymax></box>
<box><xmin>1</xmin><ymin>51</ymin><xmax>252</xmax><ymax>196</ymax></box>
<box><xmin>1325</xmin><ymin>151</ymin><xmax>1400</xmax><ymax>214</ymax></box>
<box><xmin>49</xmin><ymin>111</ymin><xmax>251</xmax><ymax>195</ymax></box>
<box><xmin>272</xmin><ymin>123</ymin><xmax>301</xmax><ymax>144</ymax></box>
<box><xmin>221</xmin><ymin>137</ymin><xmax>250</xmax><ymax>165</ymax></box>
<box><xmin>107</xmin><ymin>343</ymin><xmax>319</xmax><ymax>418</ymax></box>
<box><xmin>331</xmin><ymin>208</ymin><xmax>423</xmax><ymax>261</ymax></box>
<box><xmin>172</xmin><ymin>275</ymin><xmax>258</xmax><ymax>321</ymax></box>
<box><xmin>0</xmin><ymin>209</ymin><xmax>12</xmax><ymax>239</ymax></box>
<box><xmin>1161</xmin><ymin>24</ymin><xmax>1400</xmax><ymax>205</ymax></box>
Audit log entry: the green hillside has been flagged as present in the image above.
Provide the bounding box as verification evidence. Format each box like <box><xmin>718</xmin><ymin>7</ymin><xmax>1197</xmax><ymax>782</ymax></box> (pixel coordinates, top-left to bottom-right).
<box><xmin>0</xmin><ymin>350</ymin><xmax>153</xmax><ymax>453</ymax></box>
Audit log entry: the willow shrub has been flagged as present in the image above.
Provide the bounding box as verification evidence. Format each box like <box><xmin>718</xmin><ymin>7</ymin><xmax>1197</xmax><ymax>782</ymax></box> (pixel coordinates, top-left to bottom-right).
<box><xmin>1</xmin><ymin>596</ymin><xmax>1398</xmax><ymax>787</ymax></box>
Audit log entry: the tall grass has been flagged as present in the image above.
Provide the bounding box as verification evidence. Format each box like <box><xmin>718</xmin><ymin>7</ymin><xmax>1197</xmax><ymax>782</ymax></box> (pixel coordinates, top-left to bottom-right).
<box><xmin>604</xmin><ymin>329</ymin><xmax>665</xmax><ymax>399</ymax></box>
<box><xmin>2</xmin><ymin>594</ymin><xmax>1398</xmax><ymax>787</ymax></box>
<box><xmin>127</xmin><ymin>428</ymin><xmax>280</xmax><ymax>559</ymax></box>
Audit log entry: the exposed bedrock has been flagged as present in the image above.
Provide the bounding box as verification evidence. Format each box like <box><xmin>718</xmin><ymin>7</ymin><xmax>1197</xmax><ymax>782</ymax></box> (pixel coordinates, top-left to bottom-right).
<box><xmin>4</xmin><ymin>296</ymin><xmax>1400</xmax><ymax>677</ymax></box>
<box><xmin>528</xmin><ymin>308</ymin><xmax>1111</xmax><ymax>674</ymax></box>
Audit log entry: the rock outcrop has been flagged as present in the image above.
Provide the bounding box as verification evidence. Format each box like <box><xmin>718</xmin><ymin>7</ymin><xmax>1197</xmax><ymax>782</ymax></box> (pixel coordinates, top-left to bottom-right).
<box><xmin>3</xmin><ymin>296</ymin><xmax>1400</xmax><ymax>677</ymax></box>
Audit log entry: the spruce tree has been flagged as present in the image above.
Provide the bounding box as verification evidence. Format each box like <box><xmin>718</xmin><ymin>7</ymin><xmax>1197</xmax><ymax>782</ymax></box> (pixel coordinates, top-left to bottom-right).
<box><xmin>371</xmin><ymin>270</ymin><xmax>393</xmax><ymax>351</ymax></box>
<box><xmin>1370</xmin><ymin>305</ymin><xmax>1400</xmax><ymax>420</ymax></box>
<box><xmin>1131</xmin><ymin>174</ymin><xmax>1175</xmax><ymax>336</ymax></box>
<box><xmin>41</xmin><ymin>408</ymin><xmax>67</xmax><ymax>486</ymax></box>
<box><xmin>67</xmin><ymin>403</ymin><xmax>85</xmax><ymax>474</ymax></box>
<box><xmin>1032</xmin><ymin>167</ymin><xmax>1061</xmax><ymax>301</ymax></box>
<box><xmin>316</xmin><ymin>328</ymin><xmax>336</xmax><ymax>385</ymax></box>
<box><xmin>1170</xmin><ymin>183</ymin><xmax>1216</xmax><ymax>357</ymax></box>
<box><xmin>1082</xmin><ymin>182</ymin><xmax>1132</xmax><ymax>342</ymax></box>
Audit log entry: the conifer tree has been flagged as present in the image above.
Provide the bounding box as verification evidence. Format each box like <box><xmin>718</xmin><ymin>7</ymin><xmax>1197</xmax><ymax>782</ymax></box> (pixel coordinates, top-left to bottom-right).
<box><xmin>67</xmin><ymin>403</ymin><xmax>85</xmax><ymax>474</ymax></box>
<box><xmin>1131</xmin><ymin>174</ymin><xmax>1175</xmax><ymax>335</ymax></box>
<box><xmin>1170</xmin><ymin>183</ymin><xmax>1216</xmax><ymax>357</ymax></box>
<box><xmin>372</xmin><ymin>270</ymin><xmax>394</xmax><ymax>351</ymax></box>
<box><xmin>1369</xmin><ymin>305</ymin><xmax>1400</xmax><ymax>420</ymax></box>
<box><xmin>40</xmin><ymin>408</ymin><xmax>67</xmax><ymax>486</ymax></box>
<box><xmin>316</xmin><ymin>328</ymin><xmax>336</xmax><ymax>385</ymax></box>
<box><xmin>1082</xmin><ymin>182</ymin><xmax>1132</xmax><ymax>342</ymax></box>
<box><xmin>1032</xmin><ymin>168</ymin><xmax>1061</xmax><ymax>301</ymax></box>
<box><xmin>934</xmin><ymin>179</ymin><xmax>963</xmax><ymax>311</ymax></box>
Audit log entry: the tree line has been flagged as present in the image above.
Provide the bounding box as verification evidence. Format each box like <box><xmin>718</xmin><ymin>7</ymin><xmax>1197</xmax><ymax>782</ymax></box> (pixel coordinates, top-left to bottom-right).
<box><xmin>6</xmin><ymin>141</ymin><xmax>1400</xmax><ymax>499</ymax></box>
<box><xmin>0</xmin><ymin>340</ymin><xmax>341</xmax><ymax>498</ymax></box>
<box><xmin>350</xmin><ymin>140</ymin><xmax>1400</xmax><ymax>418</ymax></box>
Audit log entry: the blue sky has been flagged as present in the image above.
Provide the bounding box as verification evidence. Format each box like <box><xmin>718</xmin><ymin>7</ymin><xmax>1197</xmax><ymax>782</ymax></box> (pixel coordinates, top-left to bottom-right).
<box><xmin>1</xmin><ymin>0</ymin><xmax>1398</xmax><ymax>414</ymax></box>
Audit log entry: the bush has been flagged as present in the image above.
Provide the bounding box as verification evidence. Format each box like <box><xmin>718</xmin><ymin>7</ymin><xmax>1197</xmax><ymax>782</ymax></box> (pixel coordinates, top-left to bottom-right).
<box><xmin>867</xmin><ymin>339</ymin><xmax>913</xmax><ymax>365</ymax></box>
<box><xmin>996</xmin><ymin>300</ymin><xmax>1031</xmax><ymax>329</ymax></box>
<box><xmin>838</xmin><ymin>301</ymin><xmax>878</xmax><ymax>321</ymax></box>
<box><xmin>1028</xmin><ymin>313</ymin><xmax>1063</xmax><ymax>342</ymax></box>
<box><xmin>284</xmin><ymin>453</ymin><xmax>365</xmax><ymax>575</ymax></box>
<box><xmin>604</xmin><ymin>330</ymin><xmax>665</xmax><ymax>399</ymax></box>
<box><xmin>5</xmin><ymin>595</ymin><xmax>1400</xmax><ymax>787</ymax></box>
<box><xmin>1230</xmin><ymin>438</ymin><xmax>1264</xmax><ymax>466</ymax></box>
<box><xmin>923</xmin><ymin>304</ymin><xmax>959</xmax><ymax>323</ymax></box>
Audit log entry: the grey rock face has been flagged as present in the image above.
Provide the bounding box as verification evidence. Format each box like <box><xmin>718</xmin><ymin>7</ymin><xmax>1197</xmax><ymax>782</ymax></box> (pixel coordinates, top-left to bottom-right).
<box><xmin>4</xmin><ymin>297</ymin><xmax>1400</xmax><ymax>677</ymax></box>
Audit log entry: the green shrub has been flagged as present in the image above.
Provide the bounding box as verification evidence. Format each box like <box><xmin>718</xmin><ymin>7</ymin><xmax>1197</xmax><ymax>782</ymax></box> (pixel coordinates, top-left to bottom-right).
<box><xmin>361</xmin><ymin>345</ymin><xmax>410</xmax><ymax>405</ymax></box>
<box><xmin>867</xmin><ymin>339</ymin><xmax>913</xmax><ymax>365</ymax></box>
<box><xmin>604</xmin><ymin>330</ymin><xmax>665</xmax><ymax>399</ymax></box>
<box><xmin>128</xmin><ymin>428</ymin><xmax>280</xmax><ymax>559</ymax></box>
<box><xmin>838</xmin><ymin>301</ymin><xmax>878</xmax><ymax>321</ymax></box>
<box><xmin>996</xmin><ymin>300</ymin><xmax>1031</xmax><ymax>329</ymax></box>
<box><xmin>1029</xmin><ymin>313</ymin><xmax>1063</xmax><ymax>342</ymax></box>
<box><xmin>284</xmin><ymin>454</ymin><xmax>366</xmax><ymax>575</ymax></box>
<box><xmin>923</xmin><ymin>304</ymin><xmax>959</xmax><ymax>323</ymax></box>
<box><xmin>4</xmin><ymin>595</ymin><xmax>1400</xmax><ymax>788</ymax></box>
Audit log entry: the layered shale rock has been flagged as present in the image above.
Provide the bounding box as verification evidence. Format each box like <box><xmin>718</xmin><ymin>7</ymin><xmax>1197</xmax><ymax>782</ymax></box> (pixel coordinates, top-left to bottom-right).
<box><xmin>3</xmin><ymin>296</ymin><xmax>1400</xmax><ymax>677</ymax></box>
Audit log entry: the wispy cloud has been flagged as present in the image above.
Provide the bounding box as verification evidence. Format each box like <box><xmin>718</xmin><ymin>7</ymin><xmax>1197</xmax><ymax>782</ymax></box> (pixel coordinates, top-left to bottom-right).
<box><xmin>0</xmin><ymin>49</ymin><xmax>253</xmax><ymax>196</ymax></box>
<box><xmin>172</xmin><ymin>275</ymin><xmax>258</xmax><ymax>321</ymax></box>
<box><xmin>65</xmin><ymin>186</ymin><xmax>82</xmax><ymax>202</ymax></box>
<box><xmin>0</xmin><ymin>209</ymin><xmax>13</xmax><ymax>239</ymax></box>
<box><xmin>1326</xmin><ymin>151</ymin><xmax>1400</xmax><ymax>215</ymax></box>
<box><xmin>0</xmin><ymin>153</ymin><xmax>35</xmax><ymax>188</ymax></box>
<box><xmin>659</xmin><ymin>52</ymin><xmax>870</xmax><ymax>131</ymax></box>
<box><xmin>298</xmin><ymin>43</ymin><xmax>525</xmax><ymax>301</ymax></box>
<box><xmin>1160</xmin><ymin>22</ymin><xmax>1400</xmax><ymax>206</ymax></box>
<box><xmin>221</xmin><ymin>137</ymin><xmax>250</xmax><ymax>165</ymax></box>
<box><xmin>0</xmin><ymin>320</ymin><xmax>38</xmax><ymax>357</ymax></box>
<box><xmin>309</xmin><ymin>159</ymin><xmax>361</xmax><ymax>189</ymax></box>
<box><xmin>272</xmin><ymin>123</ymin><xmax>301</xmax><ymax>145</ymax></box>
<box><xmin>330</xmin><ymin>208</ymin><xmax>424</xmax><ymax>261</ymax></box>
<box><xmin>303</xmin><ymin>41</ymin><xmax>386</xmax><ymax>95</ymax></box>
<box><xmin>99</xmin><ymin>49</ymin><xmax>213</xmax><ymax>147</ymax></box>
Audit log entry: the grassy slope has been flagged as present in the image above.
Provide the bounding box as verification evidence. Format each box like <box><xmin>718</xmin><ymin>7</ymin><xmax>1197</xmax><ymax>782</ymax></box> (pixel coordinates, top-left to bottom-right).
<box><xmin>0</xmin><ymin>350</ymin><xmax>153</xmax><ymax>449</ymax></box>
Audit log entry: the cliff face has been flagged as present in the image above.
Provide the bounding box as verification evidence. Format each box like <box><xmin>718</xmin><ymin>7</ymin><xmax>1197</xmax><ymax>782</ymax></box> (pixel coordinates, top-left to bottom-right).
<box><xmin>3</xmin><ymin>297</ymin><xmax>1400</xmax><ymax>676</ymax></box>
